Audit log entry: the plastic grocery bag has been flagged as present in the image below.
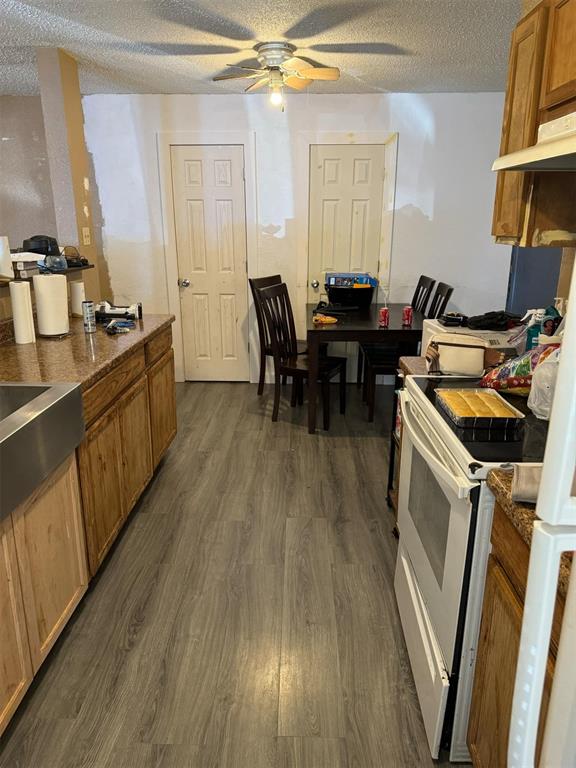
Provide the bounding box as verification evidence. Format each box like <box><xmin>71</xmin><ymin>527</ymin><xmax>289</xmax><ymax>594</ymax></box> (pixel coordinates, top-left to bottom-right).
<box><xmin>527</xmin><ymin>347</ymin><xmax>561</xmax><ymax>420</ymax></box>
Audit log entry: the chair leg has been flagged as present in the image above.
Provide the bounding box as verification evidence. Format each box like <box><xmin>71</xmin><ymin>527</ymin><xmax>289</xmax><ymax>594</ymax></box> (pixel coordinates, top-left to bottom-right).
<box><xmin>356</xmin><ymin>347</ymin><xmax>363</xmax><ymax>388</ymax></box>
<box><xmin>281</xmin><ymin>374</ymin><xmax>288</xmax><ymax>386</ymax></box>
<box><xmin>322</xmin><ymin>379</ymin><xmax>330</xmax><ymax>430</ymax></box>
<box><xmin>272</xmin><ymin>363</ymin><xmax>281</xmax><ymax>422</ymax></box>
<box><xmin>297</xmin><ymin>377</ymin><xmax>304</xmax><ymax>406</ymax></box>
<box><xmin>367</xmin><ymin>367</ymin><xmax>376</xmax><ymax>423</ymax></box>
<box><xmin>340</xmin><ymin>362</ymin><xmax>346</xmax><ymax>415</ymax></box>
<box><xmin>257</xmin><ymin>346</ymin><xmax>266</xmax><ymax>395</ymax></box>
<box><xmin>362</xmin><ymin>357</ymin><xmax>368</xmax><ymax>403</ymax></box>
<box><xmin>290</xmin><ymin>377</ymin><xmax>297</xmax><ymax>407</ymax></box>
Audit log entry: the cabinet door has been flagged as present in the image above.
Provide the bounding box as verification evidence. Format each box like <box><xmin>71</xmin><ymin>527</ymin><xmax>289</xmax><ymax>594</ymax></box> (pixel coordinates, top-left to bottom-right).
<box><xmin>540</xmin><ymin>0</ymin><xmax>576</xmax><ymax>111</ymax></box>
<box><xmin>118</xmin><ymin>375</ymin><xmax>153</xmax><ymax>514</ymax></box>
<box><xmin>0</xmin><ymin>515</ymin><xmax>33</xmax><ymax>738</ymax></box>
<box><xmin>78</xmin><ymin>406</ymin><xmax>125</xmax><ymax>576</ymax></box>
<box><xmin>148</xmin><ymin>348</ymin><xmax>177</xmax><ymax>468</ymax></box>
<box><xmin>492</xmin><ymin>4</ymin><xmax>548</xmax><ymax>239</ymax></box>
<box><xmin>468</xmin><ymin>557</ymin><xmax>552</xmax><ymax>767</ymax></box>
<box><xmin>11</xmin><ymin>456</ymin><xmax>88</xmax><ymax>672</ymax></box>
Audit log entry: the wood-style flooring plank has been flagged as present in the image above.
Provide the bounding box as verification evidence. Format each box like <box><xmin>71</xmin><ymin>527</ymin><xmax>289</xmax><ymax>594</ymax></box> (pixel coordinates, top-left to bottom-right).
<box><xmin>276</xmin><ymin>737</ymin><xmax>349</xmax><ymax>768</ymax></box>
<box><xmin>278</xmin><ymin>518</ymin><xmax>345</xmax><ymax>738</ymax></box>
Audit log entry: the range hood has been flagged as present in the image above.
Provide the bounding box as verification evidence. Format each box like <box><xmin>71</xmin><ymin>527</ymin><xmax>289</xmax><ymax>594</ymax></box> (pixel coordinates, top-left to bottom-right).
<box><xmin>493</xmin><ymin>111</ymin><xmax>576</xmax><ymax>172</ymax></box>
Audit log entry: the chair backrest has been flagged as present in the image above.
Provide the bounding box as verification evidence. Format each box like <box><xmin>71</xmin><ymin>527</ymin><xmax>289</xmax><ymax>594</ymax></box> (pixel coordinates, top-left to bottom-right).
<box><xmin>258</xmin><ymin>283</ymin><xmax>298</xmax><ymax>363</ymax></box>
<box><xmin>411</xmin><ymin>275</ymin><xmax>436</xmax><ymax>314</ymax></box>
<box><xmin>249</xmin><ymin>275</ymin><xmax>282</xmax><ymax>350</ymax></box>
<box><xmin>427</xmin><ymin>281</ymin><xmax>454</xmax><ymax>319</ymax></box>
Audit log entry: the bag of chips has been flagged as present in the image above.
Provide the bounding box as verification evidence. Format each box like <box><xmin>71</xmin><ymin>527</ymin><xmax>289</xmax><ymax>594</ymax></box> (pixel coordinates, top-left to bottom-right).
<box><xmin>479</xmin><ymin>343</ymin><xmax>560</xmax><ymax>396</ymax></box>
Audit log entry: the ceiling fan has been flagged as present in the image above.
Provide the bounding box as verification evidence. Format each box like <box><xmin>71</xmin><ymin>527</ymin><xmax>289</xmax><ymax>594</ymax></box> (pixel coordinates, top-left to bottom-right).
<box><xmin>213</xmin><ymin>42</ymin><xmax>340</xmax><ymax>106</ymax></box>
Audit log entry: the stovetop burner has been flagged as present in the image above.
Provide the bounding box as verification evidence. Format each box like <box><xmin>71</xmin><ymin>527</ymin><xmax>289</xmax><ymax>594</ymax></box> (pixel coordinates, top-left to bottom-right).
<box><xmin>412</xmin><ymin>376</ymin><xmax>548</xmax><ymax>464</ymax></box>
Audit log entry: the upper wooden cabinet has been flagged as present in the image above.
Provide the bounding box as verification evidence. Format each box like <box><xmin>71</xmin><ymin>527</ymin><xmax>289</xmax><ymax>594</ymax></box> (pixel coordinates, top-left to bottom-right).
<box><xmin>540</xmin><ymin>0</ymin><xmax>576</xmax><ymax>113</ymax></box>
<box><xmin>493</xmin><ymin>0</ymin><xmax>576</xmax><ymax>247</ymax></box>
<box><xmin>493</xmin><ymin>4</ymin><xmax>549</xmax><ymax>239</ymax></box>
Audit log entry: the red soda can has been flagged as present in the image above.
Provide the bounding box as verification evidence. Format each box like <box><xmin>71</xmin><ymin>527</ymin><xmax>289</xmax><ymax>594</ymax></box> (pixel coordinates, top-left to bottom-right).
<box><xmin>379</xmin><ymin>306</ymin><xmax>389</xmax><ymax>327</ymax></box>
<box><xmin>402</xmin><ymin>305</ymin><xmax>413</xmax><ymax>326</ymax></box>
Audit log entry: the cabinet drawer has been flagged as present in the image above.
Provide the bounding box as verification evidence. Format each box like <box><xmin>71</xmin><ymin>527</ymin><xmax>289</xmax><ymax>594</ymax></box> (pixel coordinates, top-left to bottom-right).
<box><xmin>83</xmin><ymin>349</ymin><xmax>145</xmax><ymax>426</ymax></box>
<box><xmin>145</xmin><ymin>327</ymin><xmax>172</xmax><ymax>367</ymax></box>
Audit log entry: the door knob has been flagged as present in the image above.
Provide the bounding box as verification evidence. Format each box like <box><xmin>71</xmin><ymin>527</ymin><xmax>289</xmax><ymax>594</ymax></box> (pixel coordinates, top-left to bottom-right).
<box><xmin>178</xmin><ymin>278</ymin><xmax>191</xmax><ymax>288</ymax></box>
<box><xmin>311</xmin><ymin>279</ymin><xmax>320</xmax><ymax>289</ymax></box>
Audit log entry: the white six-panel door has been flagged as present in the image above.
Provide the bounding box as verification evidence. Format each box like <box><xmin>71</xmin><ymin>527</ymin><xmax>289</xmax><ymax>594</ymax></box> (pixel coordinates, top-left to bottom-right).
<box><xmin>171</xmin><ymin>145</ymin><xmax>249</xmax><ymax>381</ymax></box>
<box><xmin>308</xmin><ymin>144</ymin><xmax>386</xmax><ymax>302</ymax></box>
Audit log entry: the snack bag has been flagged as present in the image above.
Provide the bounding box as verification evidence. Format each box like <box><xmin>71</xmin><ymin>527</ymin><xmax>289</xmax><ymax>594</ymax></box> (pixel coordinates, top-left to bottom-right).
<box><xmin>480</xmin><ymin>343</ymin><xmax>560</xmax><ymax>395</ymax></box>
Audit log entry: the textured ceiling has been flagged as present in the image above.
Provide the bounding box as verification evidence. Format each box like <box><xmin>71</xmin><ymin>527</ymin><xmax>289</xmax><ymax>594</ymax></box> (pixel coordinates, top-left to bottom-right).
<box><xmin>0</xmin><ymin>0</ymin><xmax>521</xmax><ymax>95</ymax></box>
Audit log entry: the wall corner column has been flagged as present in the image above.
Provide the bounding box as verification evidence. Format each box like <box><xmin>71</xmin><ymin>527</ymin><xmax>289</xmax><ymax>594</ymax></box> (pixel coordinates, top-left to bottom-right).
<box><xmin>36</xmin><ymin>48</ymin><xmax>102</xmax><ymax>299</ymax></box>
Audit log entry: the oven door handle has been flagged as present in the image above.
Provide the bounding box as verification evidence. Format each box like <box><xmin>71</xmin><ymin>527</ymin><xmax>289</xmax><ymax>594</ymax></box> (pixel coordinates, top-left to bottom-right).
<box><xmin>400</xmin><ymin>391</ymin><xmax>479</xmax><ymax>500</ymax></box>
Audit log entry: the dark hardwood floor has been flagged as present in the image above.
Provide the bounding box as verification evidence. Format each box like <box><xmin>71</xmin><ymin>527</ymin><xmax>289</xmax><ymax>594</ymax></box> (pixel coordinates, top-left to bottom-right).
<box><xmin>0</xmin><ymin>383</ymin><xmax>449</xmax><ymax>767</ymax></box>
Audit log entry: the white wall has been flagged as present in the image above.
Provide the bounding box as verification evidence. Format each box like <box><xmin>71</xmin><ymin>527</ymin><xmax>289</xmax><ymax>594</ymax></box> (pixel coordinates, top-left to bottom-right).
<box><xmin>83</xmin><ymin>92</ymin><xmax>510</xmax><ymax>325</ymax></box>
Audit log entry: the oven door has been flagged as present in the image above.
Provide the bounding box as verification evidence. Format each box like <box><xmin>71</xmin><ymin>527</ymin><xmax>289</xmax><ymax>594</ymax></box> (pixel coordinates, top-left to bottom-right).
<box><xmin>397</xmin><ymin>390</ymin><xmax>479</xmax><ymax>672</ymax></box>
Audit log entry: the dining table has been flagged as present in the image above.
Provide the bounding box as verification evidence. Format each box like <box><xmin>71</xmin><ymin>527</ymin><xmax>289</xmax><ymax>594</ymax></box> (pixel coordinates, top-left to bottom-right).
<box><xmin>306</xmin><ymin>302</ymin><xmax>424</xmax><ymax>433</ymax></box>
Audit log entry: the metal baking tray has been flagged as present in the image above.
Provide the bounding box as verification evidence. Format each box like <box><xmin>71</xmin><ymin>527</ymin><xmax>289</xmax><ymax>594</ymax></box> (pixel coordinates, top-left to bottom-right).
<box><xmin>435</xmin><ymin>388</ymin><xmax>525</xmax><ymax>430</ymax></box>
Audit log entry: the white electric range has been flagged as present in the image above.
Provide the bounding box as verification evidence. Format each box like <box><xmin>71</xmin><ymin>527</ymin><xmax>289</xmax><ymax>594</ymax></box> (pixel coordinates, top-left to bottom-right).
<box><xmin>394</xmin><ymin>375</ymin><xmax>547</xmax><ymax>761</ymax></box>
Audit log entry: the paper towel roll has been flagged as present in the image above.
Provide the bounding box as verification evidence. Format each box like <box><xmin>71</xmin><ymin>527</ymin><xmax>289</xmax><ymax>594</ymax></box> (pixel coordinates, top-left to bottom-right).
<box><xmin>9</xmin><ymin>281</ymin><xmax>36</xmax><ymax>344</ymax></box>
<box><xmin>0</xmin><ymin>236</ymin><xmax>14</xmax><ymax>280</ymax></box>
<box><xmin>70</xmin><ymin>281</ymin><xmax>86</xmax><ymax>316</ymax></box>
<box><xmin>33</xmin><ymin>274</ymin><xmax>69</xmax><ymax>336</ymax></box>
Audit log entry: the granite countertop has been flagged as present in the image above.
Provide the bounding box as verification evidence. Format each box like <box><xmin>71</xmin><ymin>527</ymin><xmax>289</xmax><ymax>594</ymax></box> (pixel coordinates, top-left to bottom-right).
<box><xmin>488</xmin><ymin>469</ymin><xmax>571</xmax><ymax>599</ymax></box>
<box><xmin>399</xmin><ymin>356</ymin><xmax>428</xmax><ymax>376</ymax></box>
<box><xmin>0</xmin><ymin>315</ymin><xmax>174</xmax><ymax>390</ymax></box>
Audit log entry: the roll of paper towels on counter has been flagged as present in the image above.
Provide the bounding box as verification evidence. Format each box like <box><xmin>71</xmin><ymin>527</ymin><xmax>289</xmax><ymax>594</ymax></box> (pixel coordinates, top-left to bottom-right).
<box><xmin>0</xmin><ymin>236</ymin><xmax>14</xmax><ymax>280</ymax></box>
<box><xmin>70</xmin><ymin>281</ymin><xmax>86</xmax><ymax>316</ymax></box>
<box><xmin>33</xmin><ymin>274</ymin><xmax>69</xmax><ymax>336</ymax></box>
<box><xmin>9</xmin><ymin>281</ymin><xmax>36</xmax><ymax>344</ymax></box>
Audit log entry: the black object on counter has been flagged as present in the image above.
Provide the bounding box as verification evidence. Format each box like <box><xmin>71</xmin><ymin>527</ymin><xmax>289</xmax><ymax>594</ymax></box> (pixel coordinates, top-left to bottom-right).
<box><xmin>467</xmin><ymin>310</ymin><xmax>521</xmax><ymax>331</ymax></box>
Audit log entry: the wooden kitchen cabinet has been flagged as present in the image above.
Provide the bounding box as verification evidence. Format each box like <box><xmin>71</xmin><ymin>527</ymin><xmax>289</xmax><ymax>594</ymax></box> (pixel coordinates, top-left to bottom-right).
<box><xmin>0</xmin><ymin>514</ymin><xmax>33</xmax><ymax>737</ymax></box>
<box><xmin>78</xmin><ymin>405</ymin><xmax>125</xmax><ymax>575</ymax></box>
<box><xmin>468</xmin><ymin>501</ymin><xmax>559</xmax><ymax>767</ymax></box>
<box><xmin>540</xmin><ymin>0</ymin><xmax>576</xmax><ymax>113</ymax></box>
<box><xmin>11</xmin><ymin>456</ymin><xmax>88</xmax><ymax>672</ymax></box>
<box><xmin>77</xmin><ymin>326</ymin><xmax>177</xmax><ymax>576</ymax></box>
<box><xmin>118</xmin><ymin>376</ymin><xmax>153</xmax><ymax>514</ymax></box>
<box><xmin>148</xmin><ymin>348</ymin><xmax>177</xmax><ymax>468</ymax></box>
<box><xmin>493</xmin><ymin>0</ymin><xmax>576</xmax><ymax>247</ymax></box>
<box><xmin>468</xmin><ymin>557</ymin><xmax>552</xmax><ymax>767</ymax></box>
<box><xmin>492</xmin><ymin>3</ymin><xmax>548</xmax><ymax>240</ymax></box>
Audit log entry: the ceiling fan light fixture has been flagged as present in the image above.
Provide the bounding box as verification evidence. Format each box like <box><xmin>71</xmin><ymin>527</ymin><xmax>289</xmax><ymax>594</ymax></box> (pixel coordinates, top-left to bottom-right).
<box><xmin>269</xmin><ymin>84</ymin><xmax>283</xmax><ymax>106</ymax></box>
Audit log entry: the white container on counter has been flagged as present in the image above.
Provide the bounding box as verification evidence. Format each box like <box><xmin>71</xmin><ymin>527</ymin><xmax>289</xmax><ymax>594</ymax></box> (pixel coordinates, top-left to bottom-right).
<box><xmin>33</xmin><ymin>274</ymin><xmax>69</xmax><ymax>336</ymax></box>
<box><xmin>9</xmin><ymin>280</ymin><xmax>36</xmax><ymax>344</ymax></box>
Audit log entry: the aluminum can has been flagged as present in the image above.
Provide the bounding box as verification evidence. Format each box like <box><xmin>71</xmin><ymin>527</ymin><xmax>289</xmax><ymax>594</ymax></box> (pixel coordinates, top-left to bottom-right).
<box><xmin>402</xmin><ymin>305</ymin><xmax>413</xmax><ymax>326</ymax></box>
<box><xmin>379</xmin><ymin>306</ymin><xmax>389</xmax><ymax>327</ymax></box>
<box><xmin>82</xmin><ymin>300</ymin><xmax>96</xmax><ymax>333</ymax></box>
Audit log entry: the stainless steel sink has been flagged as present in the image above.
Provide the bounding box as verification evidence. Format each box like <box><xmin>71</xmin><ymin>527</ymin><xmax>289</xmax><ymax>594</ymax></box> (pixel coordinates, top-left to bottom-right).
<box><xmin>0</xmin><ymin>383</ymin><xmax>85</xmax><ymax>516</ymax></box>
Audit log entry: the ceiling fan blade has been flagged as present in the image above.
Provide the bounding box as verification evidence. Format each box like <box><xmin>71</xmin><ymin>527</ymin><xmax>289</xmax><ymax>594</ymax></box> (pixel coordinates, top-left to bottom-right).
<box><xmin>227</xmin><ymin>64</ymin><xmax>266</xmax><ymax>72</ymax></box>
<box><xmin>283</xmin><ymin>75</ymin><xmax>313</xmax><ymax>91</ymax></box>
<box><xmin>245</xmin><ymin>78</ymin><xmax>269</xmax><ymax>92</ymax></box>
<box><xmin>299</xmin><ymin>67</ymin><xmax>340</xmax><ymax>81</ymax></box>
<box><xmin>213</xmin><ymin>71</ymin><xmax>267</xmax><ymax>81</ymax></box>
<box><xmin>281</xmin><ymin>57</ymin><xmax>310</xmax><ymax>73</ymax></box>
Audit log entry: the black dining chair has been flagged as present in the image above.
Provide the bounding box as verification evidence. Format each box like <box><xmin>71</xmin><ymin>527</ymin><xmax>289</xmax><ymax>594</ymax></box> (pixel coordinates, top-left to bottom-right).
<box><xmin>427</xmin><ymin>281</ymin><xmax>454</xmax><ymax>319</ymax></box>
<box><xmin>250</xmin><ymin>275</ymin><xmax>327</xmax><ymax>395</ymax></box>
<box><xmin>258</xmin><ymin>283</ymin><xmax>347</xmax><ymax>428</ymax></box>
<box><xmin>357</xmin><ymin>275</ymin><xmax>436</xmax><ymax>422</ymax></box>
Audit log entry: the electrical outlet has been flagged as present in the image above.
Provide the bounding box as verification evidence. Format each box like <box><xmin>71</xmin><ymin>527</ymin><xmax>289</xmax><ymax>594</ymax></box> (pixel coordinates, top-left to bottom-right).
<box><xmin>82</xmin><ymin>227</ymin><xmax>91</xmax><ymax>246</ymax></box>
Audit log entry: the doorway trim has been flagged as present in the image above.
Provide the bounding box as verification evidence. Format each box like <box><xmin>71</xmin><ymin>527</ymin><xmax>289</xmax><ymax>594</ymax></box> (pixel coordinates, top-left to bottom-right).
<box><xmin>294</xmin><ymin>130</ymin><xmax>398</xmax><ymax>334</ymax></box>
<box><xmin>157</xmin><ymin>130</ymin><xmax>258</xmax><ymax>382</ymax></box>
